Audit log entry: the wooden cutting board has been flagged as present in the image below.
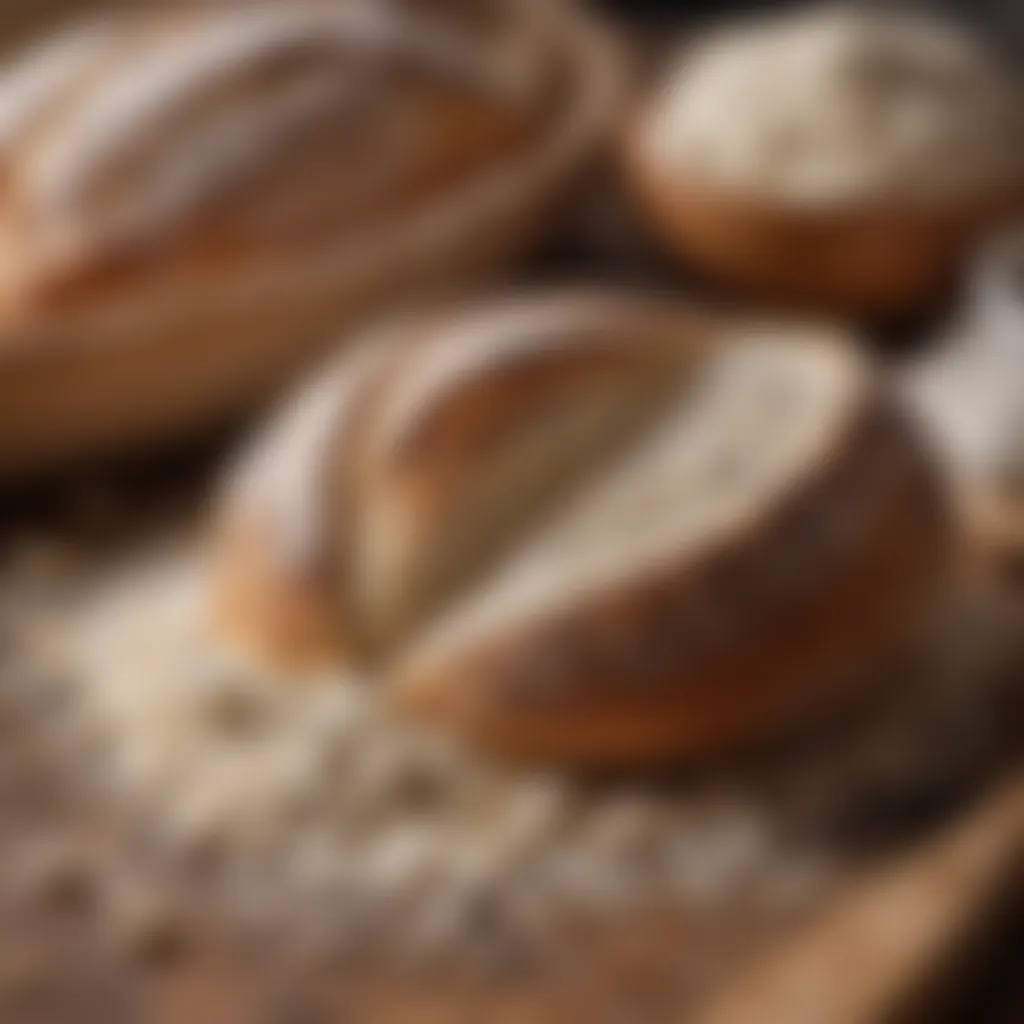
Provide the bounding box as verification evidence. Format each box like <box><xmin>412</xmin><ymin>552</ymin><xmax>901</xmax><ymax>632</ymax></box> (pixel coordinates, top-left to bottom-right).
<box><xmin>697</xmin><ymin>774</ymin><xmax>1024</xmax><ymax>1024</ymax></box>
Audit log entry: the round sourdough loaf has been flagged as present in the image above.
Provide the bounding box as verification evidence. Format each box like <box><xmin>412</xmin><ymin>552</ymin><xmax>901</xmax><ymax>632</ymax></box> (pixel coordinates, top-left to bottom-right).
<box><xmin>214</xmin><ymin>292</ymin><xmax>951</xmax><ymax>764</ymax></box>
<box><xmin>624</xmin><ymin>8</ymin><xmax>1024</xmax><ymax>318</ymax></box>
<box><xmin>0</xmin><ymin>0</ymin><xmax>621</xmax><ymax>474</ymax></box>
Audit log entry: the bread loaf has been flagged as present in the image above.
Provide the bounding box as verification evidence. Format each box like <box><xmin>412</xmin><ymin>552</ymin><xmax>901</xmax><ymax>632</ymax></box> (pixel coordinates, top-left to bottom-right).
<box><xmin>624</xmin><ymin>8</ymin><xmax>1024</xmax><ymax>318</ymax></box>
<box><xmin>214</xmin><ymin>293</ymin><xmax>951</xmax><ymax>764</ymax></box>
<box><xmin>0</xmin><ymin>0</ymin><xmax>620</xmax><ymax>473</ymax></box>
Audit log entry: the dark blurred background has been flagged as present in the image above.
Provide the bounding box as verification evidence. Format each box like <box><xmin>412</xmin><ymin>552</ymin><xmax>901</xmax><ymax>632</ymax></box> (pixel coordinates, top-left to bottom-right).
<box><xmin>592</xmin><ymin>0</ymin><xmax>1024</xmax><ymax>62</ymax></box>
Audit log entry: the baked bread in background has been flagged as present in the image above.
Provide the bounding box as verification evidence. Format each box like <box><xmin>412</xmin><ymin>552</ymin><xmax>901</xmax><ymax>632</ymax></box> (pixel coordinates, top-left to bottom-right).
<box><xmin>624</xmin><ymin>7</ymin><xmax>1024</xmax><ymax>319</ymax></box>
<box><xmin>0</xmin><ymin>0</ymin><xmax>621</xmax><ymax>475</ymax></box>
<box><xmin>214</xmin><ymin>292</ymin><xmax>951</xmax><ymax>764</ymax></box>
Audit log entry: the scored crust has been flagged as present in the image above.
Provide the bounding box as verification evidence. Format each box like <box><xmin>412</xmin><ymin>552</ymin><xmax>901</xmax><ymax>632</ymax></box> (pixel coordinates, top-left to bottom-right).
<box><xmin>214</xmin><ymin>292</ymin><xmax>951</xmax><ymax>764</ymax></box>
<box><xmin>213</xmin><ymin>293</ymin><xmax>719</xmax><ymax>667</ymax></box>
<box><xmin>0</xmin><ymin>0</ymin><xmax>623</xmax><ymax>474</ymax></box>
<box><xmin>394</xmin><ymin>334</ymin><xmax>950</xmax><ymax>763</ymax></box>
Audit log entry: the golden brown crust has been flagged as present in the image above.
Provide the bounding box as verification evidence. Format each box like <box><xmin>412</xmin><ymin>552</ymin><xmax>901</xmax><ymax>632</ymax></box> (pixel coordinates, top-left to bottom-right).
<box><xmin>351</xmin><ymin>294</ymin><xmax>717</xmax><ymax>652</ymax></box>
<box><xmin>394</xmin><ymin>397</ymin><xmax>951</xmax><ymax>765</ymax></box>
<box><xmin>624</xmin><ymin>115</ymin><xmax>1024</xmax><ymax>320</ymax></box>
<box><xmin>214</xmin><ymin>290</ymin><xmax>951</xmax><ymax>765</ymax></box>
<box><xmin>211</xmin><ymin>325</ymin><xmax>406</xmax><ymax>668</ymax></box>
<box><xmin>621</xmin><ymin>9</ymin><xmax>1024</xmax><ymax>320</ymax></box>
<box><xmin>0</xmin><ymin>1</ymin><xmax>554</xmax><ymax>304</ymax></box>
<box><xmin>212</xmin><ymin>292</ymin><xmax>718</xmax><ymax>667</ymax></box>
<box><xmin>0</xmin><ymin>0</ymin><xmax>623</xmax><ymax>475</ymax></box>
<box><xmin>209</xmin><ymin>507</ymin><xmax>342</xmax><ymax>672</ymax></box>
